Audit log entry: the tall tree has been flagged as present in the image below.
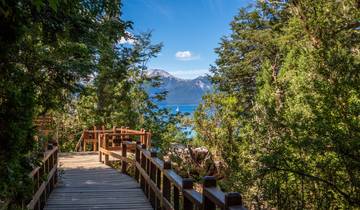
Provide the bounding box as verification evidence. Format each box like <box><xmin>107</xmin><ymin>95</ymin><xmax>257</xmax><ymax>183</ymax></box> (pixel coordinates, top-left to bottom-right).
<box><xmin>195</xmin><ymin>0</ymin><xmax>360</xmax><ymax>208</ymax></box>
<box><xmin>0</xmin><ymin>0</ymin><xmax>129</xmax><ymax>205</ymax></box>
<box><xmin>74</xmin><ymin>32</ymin><xmax>186</xmax><ymax>151</ymax></box>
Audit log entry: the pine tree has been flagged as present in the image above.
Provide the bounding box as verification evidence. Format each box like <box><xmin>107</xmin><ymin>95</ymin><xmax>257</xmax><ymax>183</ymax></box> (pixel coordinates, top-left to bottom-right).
<box><xmin>195</xmin><ymin>0</ymin><xmax>360</xmax><ymax>208</ymax></box>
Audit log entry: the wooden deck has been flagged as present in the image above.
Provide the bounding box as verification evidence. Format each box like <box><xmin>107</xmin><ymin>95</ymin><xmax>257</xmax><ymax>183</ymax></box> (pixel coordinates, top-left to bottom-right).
<box><xmin>44</xmin><ymin>152</ymin><xmax>152</xmax><ymax>210</ymax></box>
<box><xmin>26</xmin><ymin>127</ymin><xmax>245</xmax><ymax>210</ymax></box>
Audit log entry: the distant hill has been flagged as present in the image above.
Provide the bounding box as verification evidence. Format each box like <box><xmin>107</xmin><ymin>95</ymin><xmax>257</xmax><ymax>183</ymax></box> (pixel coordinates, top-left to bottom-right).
<box><xmin>146</xmin><ymin>69</ymin><xmax>212</xmax><ymax>105</ymax></box>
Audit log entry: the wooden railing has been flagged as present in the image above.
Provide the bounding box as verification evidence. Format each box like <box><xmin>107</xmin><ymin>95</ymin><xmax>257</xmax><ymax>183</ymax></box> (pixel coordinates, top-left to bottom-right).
<box><xmin>99</xmin><ymin>139</ymin><xmax>246</xmax><ymax>210</ymax></box>
<box><xmin>27</xmin><ymin>146</ymin><xmax>58</xmax><ymax>210</ymax></box>
<box><xmin>74</xmin><ymin>130</ymin><xmax>85</xmax><ymax>152</ymax></box>
<box><xmin>76</xmin><ymin>126</ymin><xmax>151</xmax><ymax>151</ymax></box>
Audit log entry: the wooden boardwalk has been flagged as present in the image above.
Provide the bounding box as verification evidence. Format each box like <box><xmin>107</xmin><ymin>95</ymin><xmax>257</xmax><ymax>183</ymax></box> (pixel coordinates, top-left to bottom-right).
<box><xmin>44</xmin><ymin>152</ymin><xmax>152</xmax><ymax>210</ymax></box>
<box><xmin>26</xmin><ymin>128</ymin><xmax>245</xmax><ymax>210</ymax></box>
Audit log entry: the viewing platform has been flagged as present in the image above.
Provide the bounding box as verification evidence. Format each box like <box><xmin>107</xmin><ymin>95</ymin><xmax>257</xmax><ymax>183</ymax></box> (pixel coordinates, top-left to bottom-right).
<box><xmin>27</xmin><ymin>127</ymin><xmax>246</xmax><ymax>210</ymax></box>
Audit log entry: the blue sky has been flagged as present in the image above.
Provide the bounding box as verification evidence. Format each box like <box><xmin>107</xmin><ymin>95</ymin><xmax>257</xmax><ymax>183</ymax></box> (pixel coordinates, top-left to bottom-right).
<box><xmin>122</xmin><ymin>0</ymin><xmax>253</xmax><ymax>79</ymax></box>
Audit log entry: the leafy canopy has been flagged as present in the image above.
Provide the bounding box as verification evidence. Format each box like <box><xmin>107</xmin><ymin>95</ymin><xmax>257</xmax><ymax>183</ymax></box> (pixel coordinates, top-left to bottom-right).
<box><xmin>195</xmin><ymin>0</ymin><xmax>360</xmax><ymax>208</ymax></box>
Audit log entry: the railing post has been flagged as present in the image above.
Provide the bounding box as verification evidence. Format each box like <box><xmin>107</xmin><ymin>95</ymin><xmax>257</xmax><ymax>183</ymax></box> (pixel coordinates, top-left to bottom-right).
<box><xmin>143</xmin><ymin>129</ymin><xmax>148</xmax><ymax>148</ymax></box>
<box><xmin>51</xmin><ymin>152</ymin><xmax>55</xmax><ymax>189</ymax></box>
<box><xmin>53</xmin><ymin>150</ymin><xmax>56</xmax><ymax>189</ymax></box>
<box><xmin>173</xmin><ymin>185</ymin><xmax>180</xmax><ymax>210</ymax></box>
<box><xmin>98</xmin><ymin>134</ymin><xmax>102</xmax><ymax>162</ymax></box>
<box><xmin>162</xmin><ymin>161</ymin><xmax>171</xmax><ymax>206</ymax></box>
<box><xmin>46</xmin><ymin>156</ymin><xmax>49</xmax><ymax>173</ymax></box>
<box><xmin>150</xmin><ymin>150</ymin><xmax>157</xmax><ymax>181</ymax></box>
<box><xmin>140</xmin><ymin>128</ymin><xmax>144</xmax><ymax>145</ymax></box>
<box><xmin>135</xmin><ymin>141</ymin><xmax>141</xmax><ymax>182</ymax></box>
<box><xmin>145</xmin><ymin>146</ymin><xmax>150</xmax><ymax>197</ymax></box>
<box><xmin>103</xmin><ymin>134</ymin><xmax>109</xmax><ymax>165</ymax></box>
<box><xmin>105</xmin><ymin>134</ymin><xmax>109</xmax><ymax>150</ymax></box>
<box><xmin>111</xmin><ymin>126</ymin><xmax>116</xmax><ymax>148</ymax></box>
<box><xmin>225</xmin><ymin>192</ymin><xmax>243</xmax><ymax>210</ymax></box>
<box><xmin>146</xmin><ymin>130</ymin><xmax>152</xmax><ymax>149</ymax></box>
<box><xmin>54</xmin><ymin>149</ymin><xmax>58</xmax><ymax>185</ymax></box>
<box><xmin>182</xmin><ymin>178</ymin><xmax>194</xmax><ymax>210</ymax></box>
<box><xmin>120</xmin><ymin>126</ymin><xmax>124</xmax><ymax>142</ymax></box>
<box><xmin>93</xmin><ymin>126</ymin><xmax>97</xmax><ymax>150</ymax></box>
<box><xmin>140</xmin><ymin>144</ymin><xmax>147</xmax><ymax>193</ymax></box>
<box><xmin>203</xmin><ymin>176</ymin><xmax>216</xmax><ymax>210</ymax></box>
<box><xmin>83</xmin><ymin>138</ymin><xmax>86</xmax><ymax>151</ymax></box>
<box><xmin>121</xmin><ymin>142</ymin><xmax>127</xmax><ymax>173</ymax></box>
<box><xmin>149</xmin><ymin>150</ymin><xmax>157</xmax><ymax>208</ymax></box>
<box><xmin>156</xmin><ymin>165</ymin><xmax>162</xmax><ymax>210</ymax></box>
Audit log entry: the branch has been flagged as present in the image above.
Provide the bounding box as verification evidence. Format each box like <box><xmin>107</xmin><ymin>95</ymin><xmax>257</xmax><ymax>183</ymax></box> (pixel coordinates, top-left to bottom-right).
<box><xmin>335</xmin><ymin>21</ymin><xmax>360</xmax><ymax>34</ymax></box>
<box><xmin>271</xmin><ymin>166</ymin><xmax>360</xmax><ymax>206</ymax></box>
<box><xmin>290</xmin><ymin>0</ymin><xmax>321</xmax><ymax>48</ymax></box>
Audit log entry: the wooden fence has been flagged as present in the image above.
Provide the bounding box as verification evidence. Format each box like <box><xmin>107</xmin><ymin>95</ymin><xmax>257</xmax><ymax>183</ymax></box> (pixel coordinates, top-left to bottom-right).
<box><xmin>99</xmin><ymin>136</ymin><xmax>246</xmax><ymax>210</ymax></box>
<box><xmin>75</xmin><ymin>126</ymin><xmax>151</xmax><ymax>151</ymax></box>
<box><xmin>27</xmin><ymin>146</ymin><xmax>58</xmax><ymax>210</ymax></box>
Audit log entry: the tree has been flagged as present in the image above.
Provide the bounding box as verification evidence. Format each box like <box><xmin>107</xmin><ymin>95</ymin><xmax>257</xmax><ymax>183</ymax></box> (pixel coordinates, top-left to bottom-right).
<box><xmin>195</xmin><ymin>0</ymin><xmax>360</xmax><ymax>208</ymax></box>
<box><xmin>74</xmin><ymin>32</ymin><xmax>187</xmax><ymax>152</ymax></box>
<box><xmin>0</xmin><ymin>0</ymin><xmax>129</xmax><ymax>206</ymax></box>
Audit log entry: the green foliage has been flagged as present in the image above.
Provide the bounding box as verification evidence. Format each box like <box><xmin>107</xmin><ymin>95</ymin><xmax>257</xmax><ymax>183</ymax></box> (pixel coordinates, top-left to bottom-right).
<box><xmin>195</xmin><ymin>0</ymin><xmax>360</xmax><ymax>209</ymax></box>
<box><xmin>0</xmin><ymin>0</ymin><xmax>130</xmax><ymax>206</ymax></box>
<box><xmin>68</xmin><ymin>31</ymin><xmax>186</xmax><ymax>153</ymax></box>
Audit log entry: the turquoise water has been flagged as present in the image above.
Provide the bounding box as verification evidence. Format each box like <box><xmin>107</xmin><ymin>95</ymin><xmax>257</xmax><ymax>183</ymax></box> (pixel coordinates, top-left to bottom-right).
<box><xmin>159</xmin><ymin>104</ymin><xmax>198</xmax><ymax>115</ymax></box>
<box><xmin>158</xmin><ymin>104</ymin><xmax>198</xmax><ymax>138</ymax></box>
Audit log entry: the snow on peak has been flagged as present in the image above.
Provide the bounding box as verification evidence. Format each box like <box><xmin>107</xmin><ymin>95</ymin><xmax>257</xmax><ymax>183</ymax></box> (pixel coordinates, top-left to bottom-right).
<box><xmin>195</xmin><ymin>80</ymin><xmax>211</xmax><ymax>90</ymax></box>
<box><xmin>147</xmin><ymin>69</ymin><xmax>174</xmax><ymax>78</ymax></box>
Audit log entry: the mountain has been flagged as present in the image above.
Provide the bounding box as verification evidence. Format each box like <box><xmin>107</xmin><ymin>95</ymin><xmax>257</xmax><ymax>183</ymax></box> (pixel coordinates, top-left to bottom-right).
<box><xmin>146</xmin><ymin>69</ymin><xmax>212</xmax><ymax>105</ymax></box>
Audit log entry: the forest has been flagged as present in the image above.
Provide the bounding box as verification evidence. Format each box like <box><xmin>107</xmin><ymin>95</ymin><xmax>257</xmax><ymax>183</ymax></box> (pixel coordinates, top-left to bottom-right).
<box><xmin>0</xmin><ymin>0</ymin><xmax>359</xmax><ymax>209</ymax></box>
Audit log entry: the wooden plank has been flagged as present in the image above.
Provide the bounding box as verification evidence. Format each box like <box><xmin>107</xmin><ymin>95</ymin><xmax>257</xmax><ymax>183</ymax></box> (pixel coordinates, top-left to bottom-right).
<box><xmin>44</xmin><ymin>153</ymin><xmax>152</xmax><ymax>210</ymax></box>
<box><xmin>204</xmin><ymin>187</ymin><xmax>225</xmax><ymax>208</ymax></box>
<box><xmin>184</xmin><ymin>189</ymin><xmax>203</xmax><ymax>206</ymax></box>
<box><xmin>87</xmin><ymin>130</ymin><xmax>146</xmax><ymax>135</ymax></box>
<box><xmin>163</xmin><ymin>169</ymin><xmax>183</xmax><ymax>189</ymax></box>
<box><xmin>99</xmin><ymin>148</ymin><xmax>134</xmax><ymax>163</ymax></box>
<box><xmin>57</xmin><ymin>128</ymin><xmax>247</xmax><ymax>210</ymax></box>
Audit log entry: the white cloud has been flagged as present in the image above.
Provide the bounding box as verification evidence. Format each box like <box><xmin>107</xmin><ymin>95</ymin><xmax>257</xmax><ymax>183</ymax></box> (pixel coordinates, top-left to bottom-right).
<box><xmin>175</xmin><ymin>51</ymin><xmax>200</xmax><ymax>61</ymax></box>
<box><xmin>176</xmin><ymin>51</ymin><xmax>192</xmax><ymax>58</ymax></box>
<box><xmin>118</xmin><ymin>31</ymin><xmax>136</xmax><ymax>45</ymax></box>
<box><xmin>119</xmin><ymin>37</ymin><xmax>135</xmax><ymax>45</ymax></box>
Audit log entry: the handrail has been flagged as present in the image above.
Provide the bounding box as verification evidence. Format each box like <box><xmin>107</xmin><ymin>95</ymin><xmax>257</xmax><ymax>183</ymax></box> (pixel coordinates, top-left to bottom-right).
<box><xmin>99</xmin><ymin>135</ymin><xmax>246</xmax><ymax>210</ymax></box>
<box><xmin>27</xmin><ymin>146</ymin><xmax>58</xmax><ymax>210</ymax></box>
<box><xmin>74</xmin><ymin>130</ymin><xmax>84</xmax><ymax>151</ymax></box>
<box><xmin>78</xmin><ymin>127</ymin><xmax>151</xmax><ymax>152</ymax></box>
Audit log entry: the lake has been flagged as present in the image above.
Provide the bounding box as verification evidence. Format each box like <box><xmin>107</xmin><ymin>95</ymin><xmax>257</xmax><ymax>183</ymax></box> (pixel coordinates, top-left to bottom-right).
<box><xmin>158</xmin><ymin>104</ymin><xmax>198</xmax><ymax>115</ymax></box>
<box><xmin>158</xmin><ymin>104</ymin><xmax>198</xmax><ymax>138</ymax></box>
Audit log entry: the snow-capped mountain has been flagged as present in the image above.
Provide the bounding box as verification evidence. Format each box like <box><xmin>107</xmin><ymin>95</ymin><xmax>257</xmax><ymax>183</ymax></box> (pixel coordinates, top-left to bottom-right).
<box><xmin>148</xmin><ymin>69</ymin><xmax>174</xmax><ymax>78</ymax></box>
<box><xmin>146</xmin><ymin>69</ymin><xmax>212</xmax><ymax>105</ymax></box>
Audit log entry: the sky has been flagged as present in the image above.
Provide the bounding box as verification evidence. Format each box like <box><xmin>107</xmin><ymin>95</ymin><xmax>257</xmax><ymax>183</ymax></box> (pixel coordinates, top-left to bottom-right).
<box><xmin>122</xmin><ymin>0</ymin><xmax>253</xmax><ymax>79</ymax></box>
